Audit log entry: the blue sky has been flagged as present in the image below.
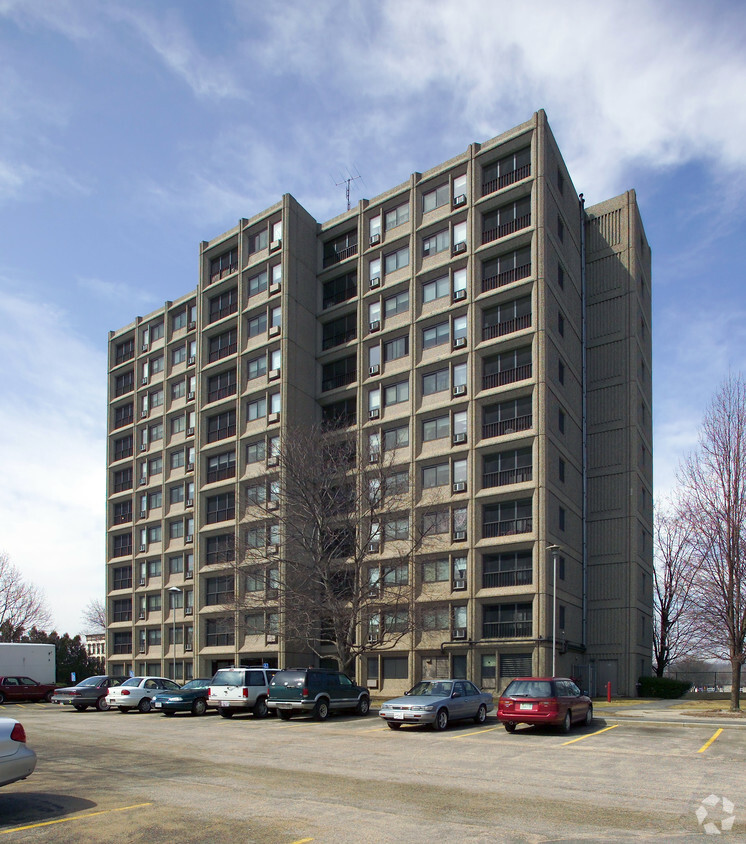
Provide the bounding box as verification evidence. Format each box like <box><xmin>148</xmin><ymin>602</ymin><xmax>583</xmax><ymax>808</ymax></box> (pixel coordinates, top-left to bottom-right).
<box><xmin>1</xmin><ymin>0</ymin><xmax>745</xmax><ymax>635</ymax></box>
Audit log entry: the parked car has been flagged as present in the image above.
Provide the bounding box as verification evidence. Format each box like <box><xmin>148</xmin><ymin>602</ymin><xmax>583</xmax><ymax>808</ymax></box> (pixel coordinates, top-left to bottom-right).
<box><xmin>379</xmin><ymin>679</ymin><xmax>493</xmax><ymax>731</ymax></box>
<box><xmin>152</xmin><ymin>678</ymin><xmax>212</xmax><ymax>717</ymax></box>
<box><xmin>51</xmin><ymin>676</ymin><xmax>123</xmax><ymax>712</ymax></box>
<box><xmin>497</xmin><ymin>677</ymin><xmax>593</xmax><ymax>733</ymax></box>
<box><xmin>208</xmin><ymin>667</ymin><xmax>277</xmax><ymax>718</ymax></box>
<box><xmin>107</xmin><ymin>677</ymin><xmax>181</xmax><ymax>713</ymax></box>
<box><xmin>0</xmin><ymin>718</ymin><xmax>36</xmax><ymax>787</ymax></box>
<box><xmin>0</xmin><ymin>676</ymin><xmax>57</xmax><ymax>705</ymax></box>
<box><xmin>268</xmin><ymin>668</ymin><xmax>370</xmax><ymax>720</ymax></box>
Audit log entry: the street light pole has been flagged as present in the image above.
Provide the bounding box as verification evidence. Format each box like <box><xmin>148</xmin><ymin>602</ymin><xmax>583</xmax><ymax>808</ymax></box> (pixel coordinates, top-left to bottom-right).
<box><xmin>547</xmin><ymin>546</ymin><xmax>561</xmax><ymax>677</ymax></box>
<box><xmin>168</xmin><ymin>586</ymin><xmax>182</xmax><ymax>681</ymax></box>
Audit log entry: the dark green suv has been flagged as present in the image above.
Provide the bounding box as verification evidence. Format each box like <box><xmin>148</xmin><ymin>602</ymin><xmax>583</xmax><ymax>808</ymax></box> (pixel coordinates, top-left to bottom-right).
<box><xmin>267</xmin><ymin>668</ymin><xmax>370</xmax><ymax>720</ymax></box>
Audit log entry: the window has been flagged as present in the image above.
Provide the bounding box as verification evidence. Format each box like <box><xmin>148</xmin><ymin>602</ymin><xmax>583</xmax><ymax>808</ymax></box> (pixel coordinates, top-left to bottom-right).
<box><xmin>422</xmin><ymin>558</ymin><xmax>449</xmax><ymax>582</ymax></box>
<box><xmin>248</xmin><ymin>396</ymin><xmax>267</xmax><ymax>420</ymax></box>
<box><xmin>270</xmin><ymin>305</ymin><xmax>281</xmax><ymax>329</ymax></box>
<box><xmin>246</xmin><ymin>525</ymin><xmax>266</xmax><ymax>549</ymax></box>
<box><xmin>248</xmin><ymin>270</ymin><xmax>268</xmax><ymax>298</ymax></box>
<box><xmin>113</xmin><ymin>435</ymin><xmax>133</xmax><ymax>461</ymax></box>
<box><xmin>483</xmin><ymin>447</ymin><xmax>532</xmax><ymax>487</ymax></box>
<box><xmin>171</xmin><ymin>345</ymin><xmax>187</xmax><ymax>366</ymax></box>
<box><xmin>249</xmin><ymin>228</ymin><xmax>268</xmax><ymax>254</ymax></box>
<box><xmin>206</xmin><ymin>575</ymin><xmax>234</xmax><ymax>605</ymax></box>
<box><xmin>384</xmin><ymin>380</ymin><xmax>409</xmax><ymax>406</ymax></box>
<box><xmin>245</xmin><ymin>568</ymin><xmax>265</xmax><ymax>592</ymax></box>
<box><xmin>323</xmin><ymin>229</ymin><xmax>358</xmax><ymax>267</ymax></box>
<box><xmin>423</xmin><ymin>415</ymin><xmax>449</xmax><ymax>442</ymax></box>
<box><xmin>208</xmin><ymin>288</ymin><xmax>238</xmax><ymax>323</ymax></box>
<box><xmin>383</xmin><ymin>563</ymin><xmax>409</xmax><ymax>585</ymax></box>
<box><xmin>147</xmin><ymin>525</ymin><xmax>162</xmax><ymax>543</ymax></box>
<box><xmin>383</xmin><ymin>290</ymin><xmax>409</xmax><ymax>319</ymax></box>
<box><xmin>248</xmin><ymin>312</ymin><xmax>268</xmax><ymax>338</ymax></box>
<box><xmin>208</xmin><ymin>329</ymin><xmax>237</xmax><ymax>363</ymax></box>
<box><xmin>114</xmin><ymin>403</ymin><xmax>133</xmax><ymax>429</ymax></box>
<box><xmin>246</xmin><ymin>439</ymin><xmax>266</xmax><ymax>464</ymax></box>
<box><xmin>482</xmin><ymin>197</ymin><xmax>531</xmax><ymax>243</ymax></box>
<box><xmin>422</xmin><ymin>274</ymin><xmax>449</xmax><ymax>303</ymax></box>
<box><xmin>383</xmin><ymin>424</ymin><xmax>409</xmax><ymax>450</ymax></box>
<box><xmin>205</xmin><ymin>534</ymin><xmax>235</xmax><ymax>565</ymax></box>
<box><xmin>170</xmin><ymin>415</ymin><xmax>185</xmax><ymax>435</ymax></box>
<box><xmin>483</xmin><ymin>347</ymin><xmax>532</xmax><ymax>389</ymax></box>
<box><xmin>385</xmin><ymin>202</ymin><xmax>409</xmax><ymax>230</ymax></box>
<box><xmin>113</xmin><ymin>565</ymin><xmax>132</xmax><ymax>590</ymax></box>
<box><xmin>146</xmin><ymin>593</ymin><xmax>162</xmax><ymax>612</ymax></box>
<box><xmin>170</xmin><ymin>449</ymin><xmax>185</xmax><ymax>469</ymax></box>
<box><xmin>148</xmin><ymin>456</ymin><xmax>162</xmax><ymax>476</ymax></box>
<box><xmin>482</xmin><ymin>297</ymin><xmax>531</xmax><ymax>340</ymax></box>
<box><xmin>557</xmin><ymin>215</ymin><xmax>564</xmax><ymax>242</ymax></box>
<box><xmin>323</xmin><ymin>272</ymin><xmax>357</xmax><ymax>309</ymax></box>
<box><xmin>483</xmin><ymin>551</ymin><xmax>532</xmax><ymax>588</ymax></box>
<box><xmin>483</xmin><ymin>499</ymin><xmax>532</xmax><ymax>537</ymax></box>
<box><xmin>423</xmin><ymin>184</ymin><xmax>449</xmax><ymax>212</ymax></box>
<box><xmin>245</xmin><ymin>612</ymin><xmax>265</xmax><ymax>635</ymax></box>
<box><xmin>482</xmin><ymin>148</ymin><xmax>530</xmax><ymax>194</ymax></box>
<box><xmin>384</xmin><ymin>517</ymin><xmax>409</xmax><ymax>541</ymax></box>
<box><xmin>205</xmin><ymin>617</ymin><xmax>234</xmax><ymax>647</ymax></box>
<box><xmin>171</xmin><ymin>380</ymin><xmax>186</xmax><ymax>400</ymax></box>
<box><xmin>210</xmin><ymin>248</ymin><xmax>237</xmax><ymax>282</ymax></box>
<box><xmin>383</xmin><ymin>336</ymin><xmax>408</xmax><ymax>362</ymax></box>
<box><xmin>172</xmin><ymin>308</ymin><xmax>187</xmax><ymax>331</ymax></box>
<box><xmin>114</xmin><ymin>370</ymin><xmax>134</xmax><ymax>397</ymax></box>
<box><xmin>483</xmin><ymin>603</ymin><xmax>532</xmax><ymax>638</ymax></box>
<box><xmin>322</xmin><ymin>355</ymin><xmax>356</xmax><ymax>391</ymax></box>
<box><xmin>422</xmin><ymin>368</ymin><xmax>449</xmax><ymax>396</ymax></box>
<box><xmin>559</xmin><ymin>506</ymin><xmax>566</xmax><ymax>531</ymax></box>
<box><xmin>422</xmin><ymin>229</ymin><xmax>449</xmax><ymax>256</ymax></box>
<box><xmin>558</xmin><ymin>408</ymin><xmax>565</xmax><ymax>434</ymax></box>
<box><xmin>207</xmin><ymin>369</ymin><xmax>237</xmax><ymax>403</ymax></box>
<box><xmin>422</xmin><ymin>464</ymin><xmax>449</xmax><ymax>488</ymax></box>
<box><xmin>558</xmin><ymin>359</ymin><xmax>565</xmax><ymax>385</ymax></box>
<box><xmin>384</xmin><ymin>246</ymin><xmax>409</xmax><ymax>275</ymax></box>
<box><xmin>558</xmin><ymin>311</ymin><xmax>565</xmax><ymax>337</ymax></box>
<box><xmin>422</xmin><ymin>605</ymin><xmax>450</xmax><ymax>630</ymax></box>
<box><xmin>558</xmin><ymin>263</ymin><xmax>565</xmax><ymax>289</ymax></box>
<box><xmin>207</xmin><ymin>410</ymin><xmax>235</xmax><ymax>442</ymax></box>
<box><xmin>422</xmin><ymin>321</ymin><xmax>449</xmax><ymax>349</ymax></box>
<box><xmin>149</xmin><ymin>321</ymin><xmax>164</xmax><ymax>342</ymax></box>
<box><xmin>322</xmin><ymin>312</ymin><xmax>357</xmax><ymax>350</ymax></box>
<box><xmin>206</xmin><ymin>451</ymin><xmax>236</xmax><ymax>483</ymax></box>
<box><xmin>421</xmin><ymin>510</ymin><xmax>450</xmax><ymax>535</ymax></box>
<box><xmin>206</xmin><ymin>492</ymin><xmax>235</xmax><ymax>523</ymax></box>
<box><xmin>112</xmin><ymin>598</ymin><xmax>132</xmax><ymax>623</ymax></box>
<box><xmin>147</xmin><ymin>559</ymin><xmax>162</xmax><ymax>577</ymax></box>
<box><xmin>115</xmin><ymin>338</ymin><xmax>135</xmax><ymax>365</ymax></box>
<box><xmin>482</xmin><ymin>246</ymin><xmax>531</xmax><ymax>293</ymax></box>
<box><xmin>559</xmin><ymin>458</ymin><xmax>565</xmax><ymax>483</ymax></box>
<box><xmin>382</xmin><ymin>656</ymin><xmax>408</xmax><ymax>679</ymax></box>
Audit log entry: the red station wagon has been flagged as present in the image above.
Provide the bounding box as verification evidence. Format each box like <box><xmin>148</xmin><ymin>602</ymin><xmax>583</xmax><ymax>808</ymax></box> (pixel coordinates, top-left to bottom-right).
<box><xmin>497</xmin><ymin>677</ymin><xmax>593</xmax><ymax>733</ymax></box>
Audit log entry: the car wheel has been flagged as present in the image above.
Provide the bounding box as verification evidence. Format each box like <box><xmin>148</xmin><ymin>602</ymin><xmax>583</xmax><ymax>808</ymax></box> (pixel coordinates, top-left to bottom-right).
<box><xmin>118</xmin><ymin>707</ymin><xmax>130</xmax><ymax>713</ymax></box>
<box><xmin>433</xmin><ymin>708</ymin><xmax>449</xmax><ymax>731</ymax></box>
<box><xmin>73</xmin><ymin>704</ymin><xmax>87</xmax><ymax>712</ymax></box>
<box><xmin>0</xmin><ymin>692</ymin><xmax>5</xmax><ymax>704</ymax></box>
<box><xmin>313</xmin><ymin>699</ymin><xmax>330</xmax><ymax>721</ymax></box>
<box><xmin>356</xmin><ymin>696</ymin><xmax>370</xmax><ymax>716</ymax></box>
<box><xmin>218</xmin><ymin>709</ymin><xmax>234</xmax><ymax>718</ymax></box>
<box><xmin>562</xmin><ymin>710</ymin><xmax>572</xmax><ymax>733</ymax></box>
<box><xmin>474</xmin><ymin>704</ymin><xmax>487</xmax><ymax>725</ymax></box>
<box><xmin>164</xmin><ymin>710</ymin><xmax>175</xmax><ymax>717</ymax></box>
<box><xmin>96</xmin><ymin>696</ymin><xmax>110</xmax><ymax>712</ymax></box>
<box><xmin>278</xmin><ymin>710</ymin><xmax>292</xmax><ymax>720</ymax></box>
<box><xmin>43</xmin><ymin>691</ymin><xmax>54</xmax><ymax>703</ymax></box>
<box><xmin>585</xmin><ymin>705</ymin><xmax>593</xmax><ymax>727</ymax></box>
<box><xmin>504</xmin><ymin>722</ymin><xmax>516</xmax><ymax>733</ymax></box>
<box><xmin>253</xmin><ymin>697</ymin><xmax>269</xmax><ymax>718</ymax></box>
<box><xmin>387</xmin><ymin>722</ymin><xmax>402</xmax><ymax>730</ymax></box>
<box><xmin>192</xmin><ymin>698</ymin><xmax>207</xmax><ymax>717</ymax></box>
<box><xmin>138</xmin><ymin>698</ymin><xmax>152</xmax><ymax>714</ymax></box>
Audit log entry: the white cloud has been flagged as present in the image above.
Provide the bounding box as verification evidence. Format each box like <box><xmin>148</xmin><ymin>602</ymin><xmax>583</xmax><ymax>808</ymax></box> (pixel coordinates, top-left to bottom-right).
<box><xmin>0</xmin><ymin>282</ymin><xmax>106</xmax><ymax>635</ymax></box>
<box><xmin>77</xmin><ymin>276</ymin><xmax>158</xmax><ymax>307</ymax></box>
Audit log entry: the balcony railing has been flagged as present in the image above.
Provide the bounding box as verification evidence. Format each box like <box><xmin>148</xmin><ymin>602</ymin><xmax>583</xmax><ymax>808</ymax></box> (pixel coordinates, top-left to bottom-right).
<box><xmin>115</xmin><ymin>349</ymin><xmax>134</xmax><ymax>366</ymax></box>
<box><xmin>206</xmin><ymin>506</ymin><xmax>236</xmax><ymax>524</ymax></box>
<box><xmin>482</xmin><ymin>314</ymin><xmax>531</xmax><ymax>341</ymax></box>
<box><xmin>208</xmin><ymin>342</ymin><xmax>237</xmax><ymax>363</ymax></box>
<box><xmin>208</xmin><ymin>302</ymin><xmax>238</xmax><ymax>324</ymax></box>
<box><xmin>482</xmin><ymin>214</ymin><xmax>531</xmax><ymax>245</ymax></box>
<box><xmin>322</xmin><ymin>328</ymin><xmax>357</xmax><ymax>351</ymax></box>
<box><xmin>112</xmin><ymin>611</ymin><xmax>132</xmax><ymax>622</ymax></box>
<box><xmin>322</xmin><ymin>371</ymin><xmax>357</xmax><ymax>392</ymax></box>
<box><xmin>482</xmin><ymin>263</ymin><xmax>531</xmax><ymax>294</ymax></box>
<box><xmin>207</xmin><ymin>424</ymin><xmax>236</xmax><ymax>443</ymax></box>
<box><xmin>483</xmin><ymin>466</ymin><xmax>533</xmax><ymax>488</ymax></box>
<box><xmin>482</xmin><ymin>164</ymin><xmax>531</xmax><ymax>197</ymax></box>
<box><xmin>323</xmin><ymin>286</ymin><xmax>357</xmax><ymax>310</ymax></box>
<box><xmin>206</xmin><ymin>466</ymin><xmax>236</xmax><ymax>484</ymax></box>
<box><xmin>323</xmin><ymin>244</ymin><xmax>358</xmax><ymax>268</ymax></box>
<box><xmin>483</xmin><ymin>517</ymin><xmax>532</xmax><ymax>538</ymax></box>
<box><xmin>482</xmin><ymin>414</ymin><xmax>532</xmax><ymax>440</ymax></box>
<box><xmin>482</xmin><ymin>569</ymin><xmax>533</xmax><ymax>589</ymax></box>
<box><xmin>207</xmin><ymin>384</ymin><xmax>237</xmax><ymax>403</ymax></box>
<box><xmin>112</xmin><ymin>643</ymin><xmax>132</xmax><ymax>654</ymax></box>
<box><xmin>482</xmin><ymin>363</ymin><xmax>532</xmax><ymax>391</ymax></box>
<box><xmin>482</xmin><ymin>620</ymin><xmax>532</xmax><ymax>638</ymax></box>
<box><xmin>210</xmin><ymin>261</ymin><xmax>238</xmax><ymax>284</ymax></box>
<box><xmin>113</xmin><ymin>479</ymin><xmax>133</xmax><ymax>492</ymax></box>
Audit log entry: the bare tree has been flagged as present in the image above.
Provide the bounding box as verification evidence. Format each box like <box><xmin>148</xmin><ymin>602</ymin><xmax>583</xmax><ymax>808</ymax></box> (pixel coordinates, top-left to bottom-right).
<box><xmin>0</xmin><ymin>551</ymin><xmax>53</xmax><ymax>641</ymax></box>
<box><xmin>652</xmin><ymin>500</ymin><xmax>699</xmax><ymax>676</ymax></box>
<box><xmin>226</xmin><ymin>423</ymin><xmax>447</xmax><ymax>675</ymax></box>
<box><xmin>678</xmin><ymin>374</ymin><xmax>746</xmax><ymax>710</ymax></box>
<box><xmin>81</xmin><ymin>598</ymin><xmax>106</xmax><ymax>633</ymax></box>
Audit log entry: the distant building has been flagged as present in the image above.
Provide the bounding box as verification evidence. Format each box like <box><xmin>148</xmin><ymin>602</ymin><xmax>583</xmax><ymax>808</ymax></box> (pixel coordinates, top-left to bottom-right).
<box><xmin>83</xmin><ymin>633</ymin><xmax>106</xmax><ymax>669</ymax></box>
<box><xmin>105</xmin><ymin>110</ymin><xmax>652</xmax><ymax>695</ymax></box>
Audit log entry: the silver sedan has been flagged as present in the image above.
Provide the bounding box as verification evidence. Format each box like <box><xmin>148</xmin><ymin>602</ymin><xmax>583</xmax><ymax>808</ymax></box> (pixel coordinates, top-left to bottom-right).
<box><xmin>379</xmin><ymin>679</ymin><xmax>494</xmax><ymax>731</ymax></box>
<box><xmin>0</xmin><ymin>718</ymin><xmax>36</xmax><ymax>787</ymax></box>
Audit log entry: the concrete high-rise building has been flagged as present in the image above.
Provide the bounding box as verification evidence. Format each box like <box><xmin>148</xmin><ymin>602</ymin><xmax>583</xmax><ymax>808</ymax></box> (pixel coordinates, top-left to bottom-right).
<box><xmin>105</xmin><ymin>111</ymin><xmax>652</xmax><ymax>696</ymax></box>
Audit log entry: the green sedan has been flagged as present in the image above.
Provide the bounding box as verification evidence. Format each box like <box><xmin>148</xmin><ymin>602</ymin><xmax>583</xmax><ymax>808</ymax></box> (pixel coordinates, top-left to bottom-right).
<box><xmin>152</xmin><ymin>679</ymin><xmax>212</xmax><ymax>717</ymax></box>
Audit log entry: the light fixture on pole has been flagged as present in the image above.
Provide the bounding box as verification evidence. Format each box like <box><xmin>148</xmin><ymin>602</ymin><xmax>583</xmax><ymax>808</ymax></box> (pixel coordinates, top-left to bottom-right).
<box><xmin>168</xmin><ymin>586</ymin><xmax>182</xmax><ymax>681</ymax></box>
<box><xmin>547</xmin><ymin>545</ymin><xmax>561</xmax><ymax>677</ymax></box>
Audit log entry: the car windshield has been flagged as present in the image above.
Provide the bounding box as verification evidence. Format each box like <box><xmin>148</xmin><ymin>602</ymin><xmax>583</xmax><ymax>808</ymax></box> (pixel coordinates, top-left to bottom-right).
<box><xmin>121</xmin><ymin>677</ymin><xmax>144</xmax><ymax>688</ymax></box>
<box><xmin>181</xmin><ymin>679</ymin><xmax>208</xmax><ymax>690</ymax></box>
<box><xmin>505</xmin><ymin>680</ymin><xmax>553</xmax><ymax>698</ymax></box>
<box><xmin>77</xmin><ymin>677</ymin><xmax>105</xmax><ymax>687</ymax></box>
<box><xmin>408</xmin><ymin>681</ymin><xmax>454</xmax><ymax>697</ymax></box>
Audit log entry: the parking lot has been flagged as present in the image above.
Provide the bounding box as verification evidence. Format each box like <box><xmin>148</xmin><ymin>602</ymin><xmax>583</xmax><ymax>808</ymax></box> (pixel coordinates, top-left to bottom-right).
<box><xmin>1</xmin><ymin>701</ymin><xmax>745</xmax><ymax>842</ymax></box>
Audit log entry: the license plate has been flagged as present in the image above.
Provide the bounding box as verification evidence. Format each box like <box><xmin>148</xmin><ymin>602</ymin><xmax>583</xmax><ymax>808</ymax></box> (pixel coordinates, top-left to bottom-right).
<box><xmin>276</xmin><ymin>703</ymin><xmax>291</xmax><ymax>710</ymax></box>
<box><xmin>394</xmin><ymin>711</ymin><xmax>405</xmax><ymax>720</ymax></box>
<box><xmin>154</xmin><ymin>702</ymin><xmax>162</xmax><ymax>708</ymax></box>
<box><xmin>221</xmin><ymin>700</ymin><xmax>230</xmax><ymax>707</ymax></box>
<box><xmin>519</xmin><ymin>703</ymin><xmax>534</xmax><ymax>711</ymax></box>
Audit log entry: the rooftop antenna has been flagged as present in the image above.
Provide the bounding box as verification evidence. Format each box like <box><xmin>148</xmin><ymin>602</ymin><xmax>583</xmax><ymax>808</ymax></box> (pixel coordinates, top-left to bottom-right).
<box><xmin>333</xmin><ymin>167</ymin><xmax>364</xmax><ymax>211</ymax></box>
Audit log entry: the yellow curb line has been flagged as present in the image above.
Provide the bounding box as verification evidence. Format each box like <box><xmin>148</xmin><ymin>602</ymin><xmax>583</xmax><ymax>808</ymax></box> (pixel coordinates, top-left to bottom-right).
<box><xmin>697</xmin><ymin>728</ymin><xmax>723</xmax><ymax>753</ymax></box>
<box><xmin>562</xmin><ymin>724</ymin><xmax>619</xmax><ymax>746</ymax></box>
<box><xmin>0</xmin><ymin>802</ymin><xmax>153</xmax><ymax>834</ymax></box>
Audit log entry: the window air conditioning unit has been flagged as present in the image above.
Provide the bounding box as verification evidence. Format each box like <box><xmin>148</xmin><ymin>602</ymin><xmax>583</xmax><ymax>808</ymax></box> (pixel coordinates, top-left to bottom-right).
<box><xmin>268</xmin><ymin>326</ymin><xmax>281</xmax><ymax>337</ymax></box>
<box><xmin>141</xmin><ymin>377</ymin><xmax>148</xmax><ymax>386</ymax></box>
<box><xmin>368</xmin><ymin>408</ymin><xmax>380</xmax><ymax>420</ymax></box>
<box><xmin>185</xmin><ymin>499</ymin><xmax>193</xmax><ymax>507</ymax></box>
<box><xmin>266</xmin><ymin>633</ymin><xmax>278</xmax><ymax>644</ymax></box>
<box><xmin>186</xmin><ymin>463</ymin><xmax>195</xmax><ymax>472</ymax></box>
<box><xmin>139</xmin><ymin>645</ymin><xmax>146</xmax><ymax>653</ymax></box>
<box><xmin>369</xmin><ymin>452</ymin><xmax>380</xmax><ymax>464</ymax></box>
<box><xmin>141</xmin><ymin>343</ymin><xmax>149</xmax><ymax>352</ymax></box>
<box><xmin>140</xmin><ymin>410</ymin><xmax>148</xmax><ymax>418</ymax></box>
<box><xmin>453</xmin><ymin>432</ymin><xmax>467</xmax><ymax>444</ymax></box>
<box><xmin>368</xmin><ymin>364</ymin><xmax>380</xmax><ymax>376</ymax></box>
<box><xmin>139</xmin><ymin>509</ymin><xmax>147</xmax><ymax>519</ymax></box>
<box><xmin>453</xmin><ymin>289</ymin><xmax>467</xmax><ymax>301</ymax></box>
<box><xmin>453</xmin><ymin>337</ymin><xmax>467</xmax><ymax>349</ymax></box>
<box><xmin>139</xmin><ymin>478</ymin><xmax>148</xmax><ymax>486</ymax></box>
<box><xmin>138</xmin><ymin>578</ymin><xmax>146</xmax><ymax>586</ymax></box>
<box><xmin>452</xmin><ymin>241</ymin><xmax>467</xmax><ymax>255</ymax></box>
<box><xmin>453</xmin><ymin>194</ymin><xmax>467</xmax><ymax>207</ymax></box>
<box><xmin>186</xmin><ymin>427</ymin><xmax>194</xmax><ymax>436</ymax></box>
<box><xmin>268</xmin><ymin>412</ymin><xmax>280</xmax><ymax>424</ymax></box>
<box><xmin>270</xmin><ymin>239</ymin><xmax>282</xmax><ymax>251</ymax></box>
<box><xmin>140</xmin><ymin>444</ymin><xmax>147</xmax><ymax>452</ymax></box>
<box><xmin>185</xmin><ymin>534</ymin><xmax>193</xmax><ymax>543</ymax></box>
<box><xmin>139</xmin><ymin>544</ymin><xmax>147</xmax><ymax>552</ymax></box>
<box><xmin>367</xmin><ymin>634</ymin><xmax>379</xmax><ymax>644</ymax></box>
<box><xmin>266</xmin><ymin>456</ymin><xmax>279</xmax><ymax>467</ymax></box>
<box><xmin>185</xmin><ymin>607</ymin><xmax>193</xmax><ymax>615</ymax></box>
<box><xmin>187</xmin><ymin>356</ymin><xmax>195</xmax><ymax>366</ymax></box>
<box><xmin>453</xmin><ymin>627</ymin><xmax>467</xmax><ymax>639</ymax></box>
<box><xmin>185</xmin><ymin>570</ymin><xmax>193</xmax><ymax>579</ymax></box>
<box><xmin>369</xmin><ymin>233</ymin><xmax>381</xmax><ymax>246</ymax></box>
<box><xmin>453</xmin><ymin>530</ymin><xmax>467</xmax><ymax>541</ymax></box>
<box><xmin>187</xmin><ymin>391</ymin><xmax>195</xmax><ymax>401</ymax></box>
<box><xmin>187</xmin><ymin>321</ymin><xmax>196</xmax><ymax>330</ymax></box>
<box><xmin>268</xmin><ymin>369</ymin><xmax>280</xmax><ymax>380</ymax></box>
<box><xmin>269</xmin><ymin>282</ymin><xmax>281</xmax><ymax>295</ymax></box>
<box><xmin>368</xmin><ymin>541</ymin><xmax>381</xmax><ymax>553</ymax></box>
<box><xmin>453</xmin><ymin>579</ymin><xmax>467</xmax><ymax>591</ymax></box>
<box><xmin>369</xmin><ymin>276</ymin><xmax>381</xmax><ymax>289</ymax></box>
<box><xmin>453</xmin><ymin>385</ymin><xmax>467</xmax><ymax>397</ymax></box>
<box><xmin>138</xmin><ymin>612</ymin><xmax>145</xmax><ymax>620</ymax></box>
<box><xmin>453</xmin><ymin>482</ymin><xmax>467</xmax><ymax>493</ymax></box>
<box><xmin>267</xmin><ymin>500</ymin><xmax>279</xmax><ymax>511</ymax></box>
<box><xmin>185</xmin><ymin>643</ymin><xmax>193</xmax><ymax>651</ymax></box>
<box><xmin>369</xmin><ymin>320</ymin><xmax>380</xmax><ymax>332</ymax></box>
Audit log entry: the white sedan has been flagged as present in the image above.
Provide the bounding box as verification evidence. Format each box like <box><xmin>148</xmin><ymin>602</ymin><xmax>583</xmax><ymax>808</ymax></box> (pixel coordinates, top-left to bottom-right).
<box><xmin>0</xmin><ymin>718</ymin><xmax>36</xmax><ymax>787</ymax></box>
<box><xmin>107</xmin><ymin>677</ymin><xmax>180</xmax><ymax>713</ymax></box>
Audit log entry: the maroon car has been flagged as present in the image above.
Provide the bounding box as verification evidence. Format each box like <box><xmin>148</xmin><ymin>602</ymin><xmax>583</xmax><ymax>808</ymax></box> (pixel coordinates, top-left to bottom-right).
<box><xmin>0</xmin><ymin>677</ymin><xmax>57</xmax><ymax>705</ymax></box>
<box><xmin>497</xmin><ymin>677</ymin><xmax>593</xmax><ymax>733</ymax></box>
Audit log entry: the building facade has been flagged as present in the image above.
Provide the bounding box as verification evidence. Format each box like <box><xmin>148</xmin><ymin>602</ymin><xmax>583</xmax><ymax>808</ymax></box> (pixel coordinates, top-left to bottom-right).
<box><xmin>105</xmin><ymin>111</ymin><xmax>652</xmax><ymax>696</ymax></box>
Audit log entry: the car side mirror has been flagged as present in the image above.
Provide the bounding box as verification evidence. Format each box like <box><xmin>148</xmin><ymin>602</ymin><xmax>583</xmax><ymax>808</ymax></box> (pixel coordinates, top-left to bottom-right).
<box><xmin>452</xmin><ymin>691</ymin><xmax>462</xmax><ymax>698</ymax></box>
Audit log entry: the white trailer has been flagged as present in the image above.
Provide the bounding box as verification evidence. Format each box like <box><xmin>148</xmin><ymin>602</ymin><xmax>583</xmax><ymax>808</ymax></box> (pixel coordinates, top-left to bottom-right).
<box><xmin>0</xmin><ymin>643</ymin><xmax>56</xmax><ymax>684</ymax></box>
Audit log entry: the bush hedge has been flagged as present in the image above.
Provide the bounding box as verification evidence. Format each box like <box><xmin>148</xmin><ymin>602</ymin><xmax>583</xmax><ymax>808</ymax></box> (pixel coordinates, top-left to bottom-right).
<box><xmin>637</xmin><ymin>676</ymin><xmax>692</xmax><ymax>698</ymax></box>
